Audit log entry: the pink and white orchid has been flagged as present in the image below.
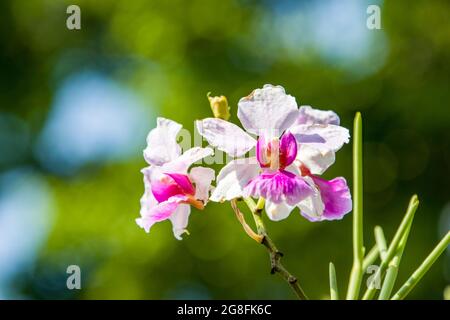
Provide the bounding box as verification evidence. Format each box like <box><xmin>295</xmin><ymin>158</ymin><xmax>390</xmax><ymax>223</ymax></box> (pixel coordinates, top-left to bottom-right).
<box><xmin>196</xmin><ymin>84</ymin><xmax>352</xmax><ymax>222</ymax></box>
<box><xmin>136</xmin><ymin>118</ymin><xmax>214</xmax><ymax>240</ymax></box>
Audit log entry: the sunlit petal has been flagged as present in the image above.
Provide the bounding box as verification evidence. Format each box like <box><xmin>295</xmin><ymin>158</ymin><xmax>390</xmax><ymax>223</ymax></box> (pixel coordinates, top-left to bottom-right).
<box><xmin>238</xmin><ymin>84</ymin><xmax>298</xmax><ymax>137</ymax></box>
<box><xmin>210</xmin><ymin>158</ymin><xmax>260</xmax><ymax>202</ymax></box>
<box><xmin>143</xmin><ymin>117</ymin><xmax>182</xmax><ymax>166</ymax></box>
<box><xmin>196</xmin><ymin>118</ymin><xmax>256</xmax><ymax>157</ymax></box>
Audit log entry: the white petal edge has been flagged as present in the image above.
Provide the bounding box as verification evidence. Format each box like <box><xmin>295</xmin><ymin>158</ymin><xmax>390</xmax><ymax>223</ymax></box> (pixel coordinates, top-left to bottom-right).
<box><xmin>238</xmin><ymin>84</ymin><xmax>299</xmax><ymax>137</ymax></box>
<box><xmin>169</xmin><ymin>204</ymin><xmax>191</xmax><ymax>240</ymax></box>
<box><xmin>139</xmin><ymin>166</ymin><xmax>158</xmax><ymax>219</ymax></box>
<box><xmin>290</xmin><ymin>124</ymin><xmax>350</xmax><ymax>152</ymax></box>
<box><xmin>210</xmin><ymin>157</ymin><xmax>260</xmax><ymax>202</ymax></box>
<box><xmin>163</xmin><ymin>147</ymin><xmax>213</xmax><ymax>173</ymax></box>
<box><xmin>143</xmin><ymin>117</ymin><xmax>182</xmax><ymax>166</ymax></box>
<box><xmin>196</xmin><ymin>118</ymin><xmax>256</xmax><ymax>157</ymax></box>
<box><xmin>296</xmin><ymin>105</ymin><xmax>340</xmax><ymax>125</ymax></box>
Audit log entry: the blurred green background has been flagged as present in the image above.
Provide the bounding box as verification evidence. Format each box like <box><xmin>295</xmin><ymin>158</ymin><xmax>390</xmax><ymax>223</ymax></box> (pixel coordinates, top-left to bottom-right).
<box><xmin>0</xmin><ymin>0</ymin><xmax>449</xmax><ymax>299</ymax></box>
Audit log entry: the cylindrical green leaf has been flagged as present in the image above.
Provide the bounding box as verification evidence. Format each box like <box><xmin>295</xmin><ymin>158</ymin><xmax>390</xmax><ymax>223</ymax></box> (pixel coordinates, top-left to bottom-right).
<box><xmin>346</xmin><ymin>112</ymin><xmax>364</xmax><ymax>300</ymax></box>
<box><xmin>392</xmin><ymin>231</ymin><xmax>450</xmax><ymax>300</ymax></box>
<box><xmin>329</xmin><ymin>262</ymin><xmax>339</xmax><ymax>300</ymax></box>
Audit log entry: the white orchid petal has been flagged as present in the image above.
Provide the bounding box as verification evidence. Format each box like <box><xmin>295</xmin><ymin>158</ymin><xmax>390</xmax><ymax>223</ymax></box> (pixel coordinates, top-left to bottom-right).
<box><xmin>196</xmin><ymin>118</ymin><xmax>256</xmax><ymax>157</ymax></box>
<box><xmin>297</xmin><ymin>176</ymin><xmax>325</xmax><ymax>222</ymax></box>
<box><xmin>136</xmin><ymin>195</ymin><xmax>187</xmax><ymax>233</ymax></box>
<box><xmin>210</xmin><ymin>157</ymin><xmax>260</xmax><ymax>202</ymax></box>
<box><xmin>290</xmin><ymin>124</ymin><xmax>350</xmax><ymax>152</ymax></box>
<box><xmin>265</xmin><ymin>200</ymin><xmax>294</xmax><ymax>221</ymax></box>
<box><xmin>139</xmin><ymin>166</ymin><xmax>158</xmax><ymax>218</ymax></box>
<box><xmin>144</xmin><ymin>117</ymin><xmax>182</xmax><ymax>166</ymax></box>
<box><xmin>189</xmin><ymin>166</ymin><xmax>215</xmax><ymax>203</ymax></box>
<box><xmin>297</xmin><ymin>144</ymin><xmax>336</xmax><ymax>175</ymax></box>
<box><xmin>297</xmin><ymin>106</ymin><xmax>340</xmax><ymax>125</ymax></box>
<box><xmin>163</xmin><ymin>147</ymin><xmax>213</xmax><ymax>173</ymax></box>
<box><xmin>238</xmin><ymin>84</ymin><xmax>298</xmax><ymax>136</ymax></box>
<box><xmin>169</xmin><ymin>204</ymin><xmax>191</xmax><ymax>240</ymax></box>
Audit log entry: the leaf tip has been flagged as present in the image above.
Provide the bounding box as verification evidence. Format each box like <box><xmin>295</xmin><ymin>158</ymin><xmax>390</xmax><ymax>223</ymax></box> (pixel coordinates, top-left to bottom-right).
<box><xmin>410</xmin><ymin>194</ymin><xmax>420</xmax><ymax>207</ymax></box>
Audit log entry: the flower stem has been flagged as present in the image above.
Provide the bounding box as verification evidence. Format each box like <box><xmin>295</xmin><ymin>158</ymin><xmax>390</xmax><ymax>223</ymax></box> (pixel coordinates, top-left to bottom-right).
<box><xmin>362</xmin><ymin>195</ymin><xmax>419</xmax><ymax>299</ymax></box>
<box><xmin>236</xmin><ymin>197</ymin><xmax>308</xmax><ymax>300</ymax></box>
<box><xmin>346</xmin><ymin>112</ymin><xmax>364</xmax><ymax>300</ymax></box>
<box><xmin>391</xmin><ymin>231</ymin><xmax>450</xmax><ymax>300</ymax></box>
<box><xmin>378</xmin><ymin>218</ymin><xmax>413</xmax><ymax>300</ymax></box>
<box><xmin>329</xmin><ymin>262</ymin><xmax>339</xmax><ymax>300</ymax></box>
<box><xmin>231</xmin><ymin>199</ymin><xmax>263</xmax><ymax>243</ymax></box>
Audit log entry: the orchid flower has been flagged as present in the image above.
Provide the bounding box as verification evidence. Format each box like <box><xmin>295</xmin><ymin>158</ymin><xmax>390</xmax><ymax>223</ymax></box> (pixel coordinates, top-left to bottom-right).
<box><xmin>136</xmin><ymin>118</ymin><xmax>214</xmax><ymax>240</ymax></box>
<box><xmin>133</xmin><ymin>87</ymin><xmax>445</xmax><ymax>301</ymax></box>
<box><xmin>196</xmin><ymin>84</ymin><xmax>351</xmax><ymax>222</ymax></box>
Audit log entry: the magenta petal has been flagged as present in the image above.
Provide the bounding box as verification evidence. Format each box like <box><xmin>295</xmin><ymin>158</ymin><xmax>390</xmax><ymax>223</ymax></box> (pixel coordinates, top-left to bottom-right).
<box><xmin>244</xmin><ymin>170</ymin><xmax>313</xmax><ymax>205</ymax></box>
<box><xmin>312</xmin><ymin>176</ymin><xmax>352</xmax><ymax>220</ymax></box>
<box><xmin>151</xmin><ymin>177</ymin><xmax>183</xmax><ymax>203</ymax></box>
<box><xmin>165</xmin><ymin>173</ymin><xmax>195</xmax><ymax>195</ymax></box>
<box><xmin>279</xmin><ymin>132</ymin><xmax>297</xmax><ymax>168</ymax></box>
<box><xmin>151</xmin><ymin>173</ymin><xmax>194</xmax><ymax>203</ymax></box>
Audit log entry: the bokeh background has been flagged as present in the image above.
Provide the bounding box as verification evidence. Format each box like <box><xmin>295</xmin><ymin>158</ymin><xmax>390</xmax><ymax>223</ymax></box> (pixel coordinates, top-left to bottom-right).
<box><xmin>0</xmin><ymin>0</ymin><xmax>449</xmax><ymax>299</ymax></box>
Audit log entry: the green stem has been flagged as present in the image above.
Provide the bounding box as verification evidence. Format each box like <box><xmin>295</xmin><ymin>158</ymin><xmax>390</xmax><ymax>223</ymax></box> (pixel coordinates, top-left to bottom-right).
<box><xmin>374</xmin><ymin>226</ymin><xmax>387</xmax><ymax>261</ymax></box>
<box><xmin>362</xmin><ymin>245</ymin><xmax>379</xmax><ymax>272</ymax></box>
<box><xmin>378</xmin><ymin>219</ymin><xmax>413</xmax><ymax>300</ymax></box>
<box><xmin>346</xmin><ymin>112</ymin><xmax>364</xmax><ymax>300</ymax></box>
<box><xmin>362</xmin><ymin>195</ymin><xmax>419</xmax><ymax>299</ymax></box>
<box><xmin>239</xmin><ymin>197</ymin><xmax>308</xmax><ymax>300</ymax></box>
<box><xmin>391</xmin><ymin>231</ymin><xmax>450</xmax><ymax>300</ymax></box>
<box><xmin>329</xmin><ymin>262</ymin><xmax>339</xmax><ymax>300</ymax></box>
<box><xmin>243</xmin><ymin>197</ymin><xmax>256</xmax><ymax>213</ymax></box>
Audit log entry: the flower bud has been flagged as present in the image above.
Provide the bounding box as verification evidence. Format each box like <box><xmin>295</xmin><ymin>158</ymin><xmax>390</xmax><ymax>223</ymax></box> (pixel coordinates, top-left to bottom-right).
<box><xmin>207</xmin><ymin>92</ymin><xmax>230</xmax><ymax>121</ymax></box>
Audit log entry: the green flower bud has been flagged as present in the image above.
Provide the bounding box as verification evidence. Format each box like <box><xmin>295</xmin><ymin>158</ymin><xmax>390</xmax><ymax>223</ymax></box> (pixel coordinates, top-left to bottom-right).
<box><xmin>207</xmin><ymin>92</ymin><xmax>230</xmax><ymax>121</ymax></box>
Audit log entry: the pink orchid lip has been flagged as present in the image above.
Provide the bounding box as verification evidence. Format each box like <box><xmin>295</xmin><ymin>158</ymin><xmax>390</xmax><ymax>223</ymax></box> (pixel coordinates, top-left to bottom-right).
<box><xmin>244</xmin><ymin>169</ymin><xmax>313</xmax><ymax>205</ymax></box>
<box><xmin>151</xmin><ymin>173</ymin><xmax>195</xmax><ymax>203</ymax></box>
<box><xmin>256</xmin><ymin>132</ymin><xmax>297</xmax><ymax>170</ymax></box>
